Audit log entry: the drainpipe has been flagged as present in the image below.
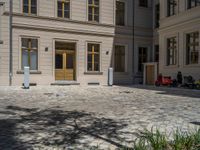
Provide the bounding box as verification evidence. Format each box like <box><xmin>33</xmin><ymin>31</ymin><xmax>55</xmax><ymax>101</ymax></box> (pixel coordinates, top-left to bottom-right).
<box><xmin>132</xmin><ymin>0</ymin><xmax>135</xmax><ymax>84</ymax></box>
<box><xmin>9</xmin><ymin>0</ymin><xmax>13</xmax><ymax>86</ymax></box>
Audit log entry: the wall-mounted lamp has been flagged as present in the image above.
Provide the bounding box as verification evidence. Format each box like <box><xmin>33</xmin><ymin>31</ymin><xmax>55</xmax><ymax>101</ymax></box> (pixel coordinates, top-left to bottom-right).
<box><xmin>45</xmin><ymin>47</ymin><xmax>48</xmax><ymax>52</ymax></box>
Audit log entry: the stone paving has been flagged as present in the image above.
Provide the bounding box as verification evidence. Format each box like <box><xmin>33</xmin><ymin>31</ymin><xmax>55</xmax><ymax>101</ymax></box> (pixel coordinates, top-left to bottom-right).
<box><xmin>0</xmin><ymin>85</ymin><xmax>199</xmax><ymax>150</ymax></box>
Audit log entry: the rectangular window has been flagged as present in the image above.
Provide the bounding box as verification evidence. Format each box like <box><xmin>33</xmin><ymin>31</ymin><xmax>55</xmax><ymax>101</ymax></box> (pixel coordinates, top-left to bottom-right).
<box><xmin>167</xmin><ymin>0</ymin><xmax>177</xmax><ymax>16</ymax></box>
<box><xmin>138</xmin><ymin>47</ymin><xmax>148</xmax><ymax>72</ymax></box>
<box><xmin>155</xmin><ymin>4</ymin><xmax>160</xmax><ymax>28</ymax></box>
<box><xmin>114</xmin><ymin>45</ymin><xmax>125</xmax><ymax>72</ymax></box>
<box><xmin>88</xmin><ymin>0</ymin><xmax>99</xmax><ymax>22</ymax></box>
<box><xmin>21</xmin><ymin>38</ymin><xmax>38</xmax><ymax>70</ymax></box>
<box><xmin>87</xmin><ymin>43</ymin><xmax>100</xmax><ymax>72</ymax></box>
<box><xmin>154</xmin><ymin>45</ymin><xmax>159</xmax><ymax>62</ymax></box>
<box><xmin>139</xmin><ymin>0</ymin><xmax>148</xmax><ymax>7</ymax></box>
<box><xmin>186</xmin><ymin>32</ymin><xmax>199</xmax><ymax>64</ymax></box>
<box><xmin>167</xmin><ymin>37</ymin><xmax>177</xmax><ymax>65</ymax></box>
<box><xmin>116</xmin><ymin>1</ymin><xmax>125</xmax><ymax>26</ymax></box>
<box><xmin>57</xmin><ymin>0</ymin><xmax>70</xmax><ymax>18</ymax></box>
<box><xmin>188</xmin><ymin>0</ymin><xmax>200</xmax><ymax>9</ymax></box>
<box><xmin>23</xmin><ymin>0</ymin><xmax>37</xmax><ymax>15</ymax></box>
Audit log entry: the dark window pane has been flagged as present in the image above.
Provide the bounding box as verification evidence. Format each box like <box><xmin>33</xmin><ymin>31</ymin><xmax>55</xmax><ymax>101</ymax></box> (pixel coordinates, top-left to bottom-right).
<box><xmin>22</xmin><ymin>38</ymin><xmax>29</xmax><ymax>48</ymax></box>
<box><xmin>30</xmin><ymin>50</ymin><xmax>38</xmax><ymax>70</ymax></box>
<box><xmin>66</xmin><ymin>54</ymin><xmax>74</xmax><ymax>69</ymax></box>
<box><xmin>94</xmin><ymin>63</ymin><xmax>99</xmax><ymax>71</ymax></box>
<box><xmin>94</xmin><ymin>54</ymin><xmax>99</xmax><ymax>63</ymax></box>
<box><xmin>55</xmin><ymin>54</ymin><xmax>63</xmax><ymax>69</ymax></box>
<box><xmin>58</xmin><ymin>1</ymin><xmax>62</xmax><ymax>9</ymax></box>
<box><xmin>22</xmin><ymin>49</ymin><xmax>29</xmax><ymax>69</ymax></box>
<box><xmin>139</xmin><ymin>0</ymin><xmax>148</xmax><ymax>7</ymax></box>
<box><xmin>24</xmin><ymin>0</ymin><xmax>29</xmax><ymax>5</ymax></box>
<box><xmin>88</xmin><ymin>54</ymin><xmax>92</xmax><ymax>62</ymax></box>
<box><xmin>116</xmin><ymin>1</ymin><xmax>125</xmax><ymax>26</ymax></box>
<box><xmin>115</xmin><ymin>45</ymin><xmax>125</xmax><ymax>72</ymax></box>
<box><xmin>64</xmin><ymin>11</ymin><xmax>70</xmax><ymax>18</ymax></box>
<box><xmin>23</xmin><ymin>6</ymin><xmax>29</xmax><ymax>13</ymax></box>
<box><xmin>31</xmin><ymin>0</ymin><xmax>37</xmax><ymax>5</ymax></box>
<box><xmin>31</xmin><ymin>39</ymin><xmax>38</xmax><ymax>49</ymax></box>
<box><xmin>138</xmin><ymin>47</ymin><xmax>147</xmax><ymax>72</ymax></box>
<box><xmin>167</xmin><ymin>37</ymin><xmax>177</xmax><ymax>65</ymax></box>
<box><xmin>87</xmin><ymin>63</ymin><xmax>92</xmax><ymax>71</ymax></box>
<box><xmin>186</xmin><ymin>32</ymin><xmax>199</xmax><ymax>64</ymax></box>
<box><xmin>89</xmin><ymin>0</ymin><xmax>93</xmax><ymax>4</ymax></box>
<box><xmin>31</xmin><ymin>6</ymin><xmax>37</xmax><ymax>14</ymax></box>
<box><xmin>58</xmin><ymin>10</ymin><xmax>62</xmax><ymax>17</ymax></box>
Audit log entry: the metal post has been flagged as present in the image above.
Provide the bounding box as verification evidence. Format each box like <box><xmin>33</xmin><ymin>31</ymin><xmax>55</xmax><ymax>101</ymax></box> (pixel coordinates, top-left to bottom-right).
<box><xmin>24</xmin><ymin>66</ymin><xmax>30</xmax><ymax>89</ymax></box>
<box><xmin>132</xmin><ymin>0</ymin><xmax>135</xmax><ymax>84</ymax></box>
<box><xmin>108</xmin><ymin>67</ymin><xmax>113</xmax><ymax>86</ymax></box>
<box><xmin>9</xmin><ymin>0</ymin><xmax>13</xmax><ymax>86</ymax></box>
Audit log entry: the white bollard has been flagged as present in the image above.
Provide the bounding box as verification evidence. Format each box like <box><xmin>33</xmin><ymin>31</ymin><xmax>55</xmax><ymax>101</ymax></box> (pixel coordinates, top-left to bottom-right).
<box><xmin>24</xmin><ymin>66</ymin><xmax>30</xmax><ymax>89</ymax></box>
<box><xmin>108</xmin><ymin>67</ymin><xmax>113</xmax><ymax>86</ymax></box>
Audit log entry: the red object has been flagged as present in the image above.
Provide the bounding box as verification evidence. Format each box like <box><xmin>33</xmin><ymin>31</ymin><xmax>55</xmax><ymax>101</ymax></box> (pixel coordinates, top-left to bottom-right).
<box><xmin>155</xmin><ymin>75</ymin><xmax>173</xmax><ymax>86</ymax></box>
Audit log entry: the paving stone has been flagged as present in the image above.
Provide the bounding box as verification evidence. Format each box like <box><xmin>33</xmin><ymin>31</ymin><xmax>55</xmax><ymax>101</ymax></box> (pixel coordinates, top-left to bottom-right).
<box><xmin>0</xmin><ymin>85</ymin><xmax>199</xmax><ymax>149</ymax></box>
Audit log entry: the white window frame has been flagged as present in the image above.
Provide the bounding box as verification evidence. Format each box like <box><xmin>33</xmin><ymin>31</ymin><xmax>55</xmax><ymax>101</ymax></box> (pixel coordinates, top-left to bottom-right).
<box><xmin>85</xmin><ymin>41</ymin><xmax>102</xmax><ymax>73</ymax></box>
<box><xmin>21</xmin><ymin>0</ymin><xmax>39</xmax><ymax>16</ymax></box>
<box><xmin>164</xmin><ymin>33</ymin><xmax>179</xmax><ymax>68</ymax></box>
<box><xmin>183</xmin><ymin>29</ymin><xmax>200</xmax><ymax>67</ymax></box>
<box><xmin>86</xmin><ymin>0</ymin><xmax>101</xmax><ymax>23</ymax></box>
<box><xmin>113</xmin><ymin>44</ymin><xmax>128</xmax><ymax>73</ymax></box>
<box><xmin>19</xmin><ymin>36</ymin><xmax>40</xmax><ymax>71</ymax></box>
<box><xmin>56</xmin><ymin>0</ymin><xmax>72</xmax><ymax>19</ymax></box>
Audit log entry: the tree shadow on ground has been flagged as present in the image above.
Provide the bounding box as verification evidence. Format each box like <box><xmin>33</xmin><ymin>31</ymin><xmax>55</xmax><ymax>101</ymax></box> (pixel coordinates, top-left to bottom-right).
<box><xmin>120</xmin><ymin>85</ymin><xmax>200</xmax><ymax>99</ymax></box>
<box><xmin>0</xmin><ymin>105</ymin><xmax>132</xmax><ymax>149</ymax></box>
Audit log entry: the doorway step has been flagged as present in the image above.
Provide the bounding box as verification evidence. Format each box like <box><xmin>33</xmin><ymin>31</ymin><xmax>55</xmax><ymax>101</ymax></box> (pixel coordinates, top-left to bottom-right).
<box><xmin>51</xmin><ymin>81</ymin><xmax>80</xmax><ymax>86</ymax></box>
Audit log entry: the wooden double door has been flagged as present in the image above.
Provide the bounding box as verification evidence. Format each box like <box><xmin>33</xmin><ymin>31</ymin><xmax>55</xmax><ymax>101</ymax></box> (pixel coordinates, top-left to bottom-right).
<box><xmin>55</xmin><ymin>50</ymin><xmax>75</xmax><ymax>81</ymax></box>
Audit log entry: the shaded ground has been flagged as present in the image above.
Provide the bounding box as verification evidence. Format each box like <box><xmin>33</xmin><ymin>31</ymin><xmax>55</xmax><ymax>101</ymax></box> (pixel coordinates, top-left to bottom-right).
<box><xmin>0</xmin><ymin>85</ymin><xmax>199</xmax><ymax>149</ymax></box>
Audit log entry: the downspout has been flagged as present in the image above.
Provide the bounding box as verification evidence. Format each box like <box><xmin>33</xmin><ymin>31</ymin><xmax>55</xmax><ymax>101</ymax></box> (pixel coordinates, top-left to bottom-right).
<box><xmin>9</xmin><ymin>0</ymin><xmax>13</xmax><ymax>86</ymax></box>
<box><xmin>0</xmin><ymin>2</ymin><xmax>4</xmax><ymax>44</ymax></box>
<box><xmin>132</xmin><ymin>0</ymin><xmax>135</xmax><ymax>84</ymax></box>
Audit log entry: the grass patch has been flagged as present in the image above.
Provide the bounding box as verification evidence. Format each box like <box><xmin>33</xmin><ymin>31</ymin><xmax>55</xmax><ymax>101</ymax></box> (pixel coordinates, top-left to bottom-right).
<box><xmin>120</xmin><ymin>128</ymin><xmax>200</xmax><ymax>150</ymax></box>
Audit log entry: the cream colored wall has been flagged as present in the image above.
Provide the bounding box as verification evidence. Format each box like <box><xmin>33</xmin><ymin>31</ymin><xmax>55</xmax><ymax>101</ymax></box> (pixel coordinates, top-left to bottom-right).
<box><xmin>0</xmin><ymin>0</ymin><xmax>159</xmax><ymax>85</ymax></box>
<box><xmin>11</xmin><ymin>28</ymin><xmax>114</xmax><ymax>86</ymax></box>
<box><xmin>0</xmin><ymin>0</ymin><xmax>116</xmax><ymax>85</ymax></box>
<box><xmin>159</xmin><ymin>0</ymin><xmax>200</xmax><ymax>80</ymax></box>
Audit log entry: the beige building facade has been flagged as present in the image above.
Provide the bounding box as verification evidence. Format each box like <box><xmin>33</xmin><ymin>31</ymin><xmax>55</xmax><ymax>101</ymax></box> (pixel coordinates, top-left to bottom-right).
<box><xmin>0</xmin><ymin>0</ymin><xmax>199</xmax><ymax>86</ymax></box>
<box><xmin>0</xmin><ymin>0</ymin><xmax>153</xmax><ymax>86</ymax></box>
<box><xmin>157</xmin><ymin>0</ymin><xmax>200</xmax><ymax>80</ymax></box>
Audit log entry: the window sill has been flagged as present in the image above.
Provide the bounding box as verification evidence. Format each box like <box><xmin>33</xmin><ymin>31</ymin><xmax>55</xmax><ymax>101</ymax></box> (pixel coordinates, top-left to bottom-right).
<box><xmin>84</xmin><ymin>72</ymin><xmax>103</xmax><ymax>75</ymax></box>
<box><xmin>183</xmin><ymin>64</ymin><xmax>200</xmax><ymax>68</ymax></box>
<box><xmin>16</xmin><ymin>70</ymin><xmax>42</xmax><ymax>74</ymax></box>
<box><xmin>164</xmin><ymin>65</ymin><xmax>178</xmax><ymax>69</ymax></box>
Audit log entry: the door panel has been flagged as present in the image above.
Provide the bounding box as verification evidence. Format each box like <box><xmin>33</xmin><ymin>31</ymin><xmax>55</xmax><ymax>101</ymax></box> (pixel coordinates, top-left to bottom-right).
<box><xmin>55</xmin><ymin>50</ymin><xmax>75</xmax><ymax>81</ymax></box>
<box><xmin>146</xmin><ymin>65</ymin><xmax>155</xmax><ymax>85</ymax></box>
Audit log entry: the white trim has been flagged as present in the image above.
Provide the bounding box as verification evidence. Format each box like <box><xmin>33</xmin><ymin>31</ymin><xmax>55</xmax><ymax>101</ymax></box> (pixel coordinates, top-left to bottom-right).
<box><xmin>53</xmin><ymin>39</ymin><xmax>78</xmax><ymax>81</ymax></box>
<box><xmin>86</xmin><ymin>0</ymin><xmax>101</xmax><ymax>23</ymax></box>
<box><xmin>183</xmin><ymin>29</ymin><xmax>200</xmax><ymax>66</ymax></box>
<box><xmin>55</xmin><ymin>0</ymin><xmax>72</xmax><ymax>19</ymax></box>
<box><xmin>20</xmin><ymin>0</ymin><xmax>39</xmax><ymax>16</ymax></box>
<box><xmin>19</xmin><ymin>36</ymin><xmax>40</xmax><ymax>71</ymax></box>
<box><xmin>163</xmin><ymin>32</ymin><xmax>179</xmax><ymax>67</ymax></box>
<box><xmin>85</xmin><ymin>41</ymin><xmax>102</xmax><ymax>73</ymax></box>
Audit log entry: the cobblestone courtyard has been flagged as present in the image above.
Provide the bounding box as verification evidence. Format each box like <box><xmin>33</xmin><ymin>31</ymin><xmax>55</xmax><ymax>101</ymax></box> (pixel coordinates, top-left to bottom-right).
<box><xmin>0</xmin><ymin>85</ymin><xmax>199</xmax><ymax>149</ymax></box>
